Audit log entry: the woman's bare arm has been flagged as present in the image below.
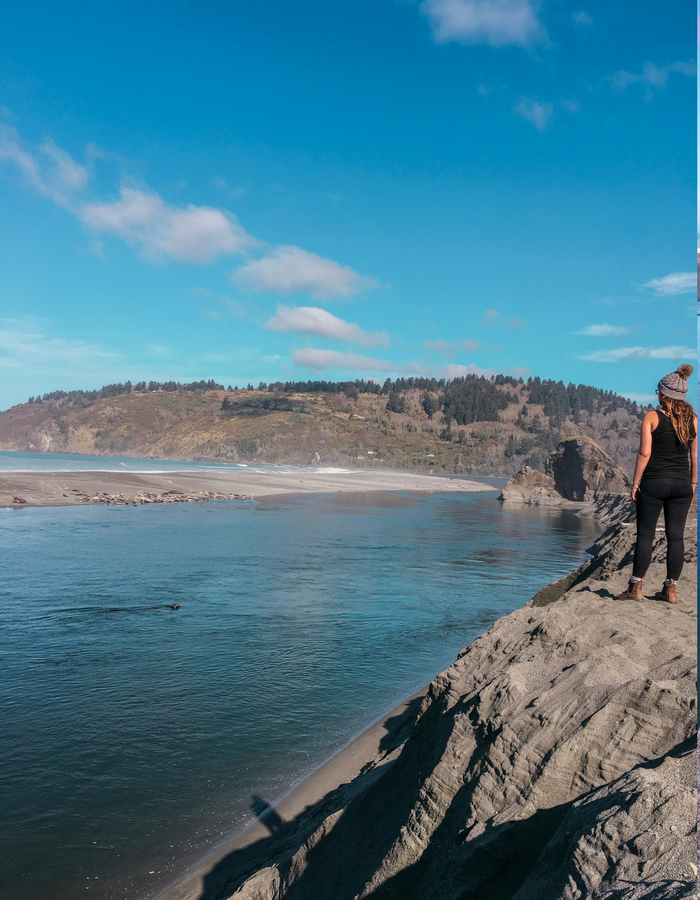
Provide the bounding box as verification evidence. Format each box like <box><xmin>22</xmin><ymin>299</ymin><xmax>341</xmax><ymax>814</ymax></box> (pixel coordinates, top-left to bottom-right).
<box><xmin>691</xmin><ymin>416</ymin><xmax>697</xmax><ymax>492</ymax></box>
<box><xmin>631</xmin><ymin>411</ymin><xmax>656</xmax><ymax>501</ymax></box>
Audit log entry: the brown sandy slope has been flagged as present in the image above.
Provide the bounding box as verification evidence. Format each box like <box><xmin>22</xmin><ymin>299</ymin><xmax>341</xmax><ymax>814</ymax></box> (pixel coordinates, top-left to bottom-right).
<box><xmin>165</xmin><ymin>513</ymin><xmax>697</xmax><ymax>900</ymax></box>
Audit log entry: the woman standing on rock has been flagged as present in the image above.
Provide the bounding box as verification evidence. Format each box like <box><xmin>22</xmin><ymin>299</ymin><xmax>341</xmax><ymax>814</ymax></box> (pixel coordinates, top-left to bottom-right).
<box><xmin>617</xmin><ymin>365</ymin><xmax>696</xmax><ymax>603</ymax></box>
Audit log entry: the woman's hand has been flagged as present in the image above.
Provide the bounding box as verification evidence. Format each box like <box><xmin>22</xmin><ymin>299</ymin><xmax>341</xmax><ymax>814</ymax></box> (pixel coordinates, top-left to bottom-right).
<box><xmin>631</xmin><ymin>483</ymin><xmax>640</xmax><ymax>502</ymax></box>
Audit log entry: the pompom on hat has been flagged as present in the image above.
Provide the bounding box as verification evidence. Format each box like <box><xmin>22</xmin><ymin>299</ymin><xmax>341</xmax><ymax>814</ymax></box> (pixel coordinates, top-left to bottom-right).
<box><xmin>657</xmin><ymin>364</ymin><xmax>694</xmax><ymax>400</ymax></box>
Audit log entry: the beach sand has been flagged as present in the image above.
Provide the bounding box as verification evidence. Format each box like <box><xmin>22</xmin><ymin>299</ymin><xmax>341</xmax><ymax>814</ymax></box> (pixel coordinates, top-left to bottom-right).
<box><xmin>0</xmin><ymin>468</ymin><xmax>495</xmax><ymax>507</ymax></box>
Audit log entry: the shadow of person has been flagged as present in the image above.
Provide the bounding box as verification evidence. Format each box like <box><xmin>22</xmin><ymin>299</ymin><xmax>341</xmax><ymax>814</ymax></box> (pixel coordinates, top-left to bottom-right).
<box><xmin>378</xmin><ymin>696</ymin><xmax>423</xmax><ymax>754</ymax></box>
<box><xmin>196</xmin><ymin>695</ymin><xmax>427</xmax><ymax>900</ymax></box>
<box><xmin>251</xmin><ymin>795</ymin><xmax>284</xmax><ymax>835</ymax></box>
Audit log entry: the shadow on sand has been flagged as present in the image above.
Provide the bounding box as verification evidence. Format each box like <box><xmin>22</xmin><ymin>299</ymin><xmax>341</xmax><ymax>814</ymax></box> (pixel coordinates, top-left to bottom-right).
<box><xmin>196</xmin><ymin>696</ymin><xmax>424</xmax><ymax>900</ymax></box>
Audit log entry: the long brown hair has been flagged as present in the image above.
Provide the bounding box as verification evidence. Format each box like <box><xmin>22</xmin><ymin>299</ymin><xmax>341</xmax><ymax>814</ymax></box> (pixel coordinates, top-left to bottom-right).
<box><xmin>659</xmin><ymin>395</ymin><xmax>696</xmax><ymax>447</ymax></box>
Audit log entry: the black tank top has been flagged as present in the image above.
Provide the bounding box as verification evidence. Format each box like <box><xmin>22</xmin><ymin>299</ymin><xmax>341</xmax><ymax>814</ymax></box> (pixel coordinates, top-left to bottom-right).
<box><xmin>642</xmin><ymin>411</ymin><xmax>695</xmax><ymax>482</ymax></box>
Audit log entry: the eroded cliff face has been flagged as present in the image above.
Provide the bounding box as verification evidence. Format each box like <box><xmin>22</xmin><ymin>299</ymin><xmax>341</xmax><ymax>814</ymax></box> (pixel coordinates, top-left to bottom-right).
<box><xmin>546</xmin><ymin>437</ymin><xmax>631</xmax><ymax>501</ymax></box>
<box><xmin>215</xmin><ymin>517</ymin><xmax>697</xmax><ymax>900</ymax></box>
<box><xmin>501</xmin><ymin>437</ymin><xmax>631</xmax><ymax>505</ymax></box>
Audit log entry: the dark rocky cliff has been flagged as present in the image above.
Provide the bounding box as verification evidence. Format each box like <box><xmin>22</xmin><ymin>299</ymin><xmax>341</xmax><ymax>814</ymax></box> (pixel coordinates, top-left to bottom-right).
<box><xmin>501</xmin><ymin>437</ymin><xmax>631</xmax><ymax>505</ymax></box>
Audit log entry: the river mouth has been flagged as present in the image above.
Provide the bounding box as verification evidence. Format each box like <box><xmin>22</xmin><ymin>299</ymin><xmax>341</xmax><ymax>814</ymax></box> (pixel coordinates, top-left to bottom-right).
<box><xmin>0</xmin><ymin>491</ymin><xmax>600</xmax><ymax>900</ymax></box>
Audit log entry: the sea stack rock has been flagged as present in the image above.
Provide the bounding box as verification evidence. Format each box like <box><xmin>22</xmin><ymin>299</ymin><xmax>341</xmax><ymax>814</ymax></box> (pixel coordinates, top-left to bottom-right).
<box><xmin>498</xmin><ymin>465</ymin><xmax>560</xmax><ymax>504</ymax></box>
<box><xmin>500</xmin><ymin>437</ymin><xmax>631</xmax><ymax>504</ymax></box>
<box><xmin>546</xmin><ymin>436</ymin><xmax>631</xmax><ymax>501</ymax></box>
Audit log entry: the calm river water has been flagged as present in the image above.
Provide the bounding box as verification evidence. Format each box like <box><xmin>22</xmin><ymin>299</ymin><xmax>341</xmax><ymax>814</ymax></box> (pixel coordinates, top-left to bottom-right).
<box><xmin>0</xmin><ymin>485</ymin><xmax>599</xmax><ymax>899</ymax></box>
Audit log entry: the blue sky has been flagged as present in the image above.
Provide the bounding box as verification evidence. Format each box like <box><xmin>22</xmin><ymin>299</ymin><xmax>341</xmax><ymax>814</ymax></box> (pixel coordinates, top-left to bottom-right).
<box><xmin>0</xmin><ymin>0</ymin><xmax>696</xmax><ymax>409</ymax></box>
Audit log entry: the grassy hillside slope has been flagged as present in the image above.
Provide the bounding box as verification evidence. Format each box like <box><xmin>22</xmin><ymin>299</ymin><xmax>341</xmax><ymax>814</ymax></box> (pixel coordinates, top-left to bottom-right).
<box><xmin>0</xmin><ymin>377</ymin><xmax>648</xmax><ymax>476</ymax></box>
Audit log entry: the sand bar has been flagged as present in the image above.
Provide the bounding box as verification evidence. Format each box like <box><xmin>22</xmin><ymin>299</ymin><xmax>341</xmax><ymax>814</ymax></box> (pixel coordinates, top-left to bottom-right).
<box><xmin>0</xmin><ymin>468</ymin><xmax>495</xmax><ymax>507</ymax></box>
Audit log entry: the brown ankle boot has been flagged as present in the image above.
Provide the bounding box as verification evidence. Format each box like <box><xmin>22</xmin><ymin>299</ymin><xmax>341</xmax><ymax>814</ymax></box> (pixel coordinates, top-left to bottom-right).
<box><xmin>616</xmin><ymin>579</ymin><xmax>644</xmax><ymax>600</ymax></box>
<box><xmin>655</xmin><ymin>581</ymin><xmax>678</xmax><ymax>603</ymax></box>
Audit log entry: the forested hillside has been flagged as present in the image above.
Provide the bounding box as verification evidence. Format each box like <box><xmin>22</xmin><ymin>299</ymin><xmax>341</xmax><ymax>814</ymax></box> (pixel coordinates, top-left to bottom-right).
<box><xmin>0</xmin><ymin>375</ymin><xmax>650</xmax><ymax>476</ymax></box>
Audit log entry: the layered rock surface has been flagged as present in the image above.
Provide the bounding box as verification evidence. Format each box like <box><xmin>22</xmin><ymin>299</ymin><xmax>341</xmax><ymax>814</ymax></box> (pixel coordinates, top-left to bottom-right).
<box><xmin>200</xmin><ymin>514</ymin><xmax>697</xmax><ymax>900</ymax></box>
<box><xmin>546</xmin><ymin>436</ymin><xmax>631</xmax><ymax>501</ymax></box>
<box><xmin>501</xmin><ymin>437</ymin><xmax>631</xmax><ymax>505</ymax></box>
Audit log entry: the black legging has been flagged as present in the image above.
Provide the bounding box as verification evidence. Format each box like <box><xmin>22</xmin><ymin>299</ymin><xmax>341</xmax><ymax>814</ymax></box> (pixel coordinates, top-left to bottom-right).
<box><xmin>632</xmin><ymin>477</ymin><xmax>694</xmax><ymax>581</ymax></box>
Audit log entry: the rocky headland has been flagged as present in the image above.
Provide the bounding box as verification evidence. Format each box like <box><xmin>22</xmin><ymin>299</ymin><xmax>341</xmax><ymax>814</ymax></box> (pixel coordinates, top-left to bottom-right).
<box><xmin>0</xmin><ymin>377</ymin><xmax>648</xmax><ymax>476</ymax></box>
<box><xmin>165</xmin><ymin>501</ymin><xmax>697</xmax><ymax>900</ymax></box>
<box><xmin>499</xmin><ymin>437</ymin><xmax>631</xmax><ymax>507</ymax></box>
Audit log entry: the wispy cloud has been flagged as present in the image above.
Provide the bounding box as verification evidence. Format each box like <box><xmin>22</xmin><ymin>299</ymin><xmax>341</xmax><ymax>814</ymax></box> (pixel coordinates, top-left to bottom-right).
<box><xmin>560</xmin><ymin>98</ymin><xmax>581</xmax><ymax>113</ymax></box>
<box><xmin>0</xmin><ymin>125</ymin><xmax>89</xmax><ymax>206</ymax></box>
<box><xmin>508</xmin><ymin>366</ymin><xmax>531</xmax><ymax>377</ymax></box>
<box><xmin>610</xmin><ymin>60</ymin><xmax>696</xmax><ymax>99</ymax></box>
<box><xmin>576</xmin><ymin>323</ymin><xmax>638</xmax><ymax>336</ymax></box>
<box><xmin>1</xmin><ymin>125</ymin><xmax>381</xmax><ymax>294</ymax></box>
<box><xmin>0</xmin><ymin>319</ymin><xmax>123</xmax><ymax>408</ymax></box>
<box><xmin>643</xmin><ymin>272</ymin><xmax>696</xmax><ymax>296</ymax></box>
<box><xmin>148</xmin><ymin>344</ymin><xmax>171</xmax><ymax>356</ymax></box>
<box><xmin>293</xmin><ymin>347</ymin><xmax>411</xmax><ymax>373</ymax></box>
<box><xmin>513</xmin><ymin>97</ymin><xmax>554</xmax><ymax>131</ymax></box>
<box><xmin>81</xmin><ymin>187</ymin><xmax>254</xmax><ymax>263</ymax></box>
<box><xmin>573</xmin><ymin>11</ymin><xmax>592</xmax><ymax>25</ymax></box>
<box><xmin>420</xmin><ymin>0</ymin><xmax>545</xmax><ymax>47</ymax></box>
<box><xmin>232</xmin><ymin>246</ymin><xmax>379</xmax><ymax>299</ymax></box>
<box><xmin>424</xmin><ymin>338</ymin><xmax>482</xmax><ymax>357</ymax></box>
<box><xmin>265</xmin><ymin>305</ymin><xmax>390</xmax><ymax>347</ymax></box>
<box><xmin>581</xmin><ymin>345</ymin><xmax>695</xmax><ymax>363</ymax></box>
<box><xmin>212</xmin><ymin>176</ymin><xmax>247</xmax><ymax>198</ymax></box>
<box><xmin>481</xmin><ymin>308</ymin><xmax>529</xmax><ymax>327</ymax></box>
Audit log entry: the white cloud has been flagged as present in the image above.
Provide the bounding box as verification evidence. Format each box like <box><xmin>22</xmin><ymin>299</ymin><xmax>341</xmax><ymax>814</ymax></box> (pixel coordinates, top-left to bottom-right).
<box><xmin>293</xmin><ymin>347</ymin><xmax>403</xmax><ymax>373</ymax></box>
<box><xmin>265</xmin><ymin>305</ymin><xmax>390</xmax><ymax>348</ymax></box>
<box><xmin>80</xmin><ymin>187</ymin><xmax>254</xmax><ymax>263</ymax></box>
<box><xmin>420</xmin><ymin>0</ymin><xmax>545</xmax><ymax>47</ymax></box>
<box><xmin>201</xmin><ymin>308</ymin><xmax>223</xmax><ymax>320</ymax></box>
<box><xmin>623</xmin><ymin>393</ymin><xmax>656</xmax><ymax>404</ymax></box>
<box><xmin>581</xmin><ymin>346</ymin><xmax>695</xmax><ymax>363</ymax></box>
<box><xmin>441</xmin><ymin>363</ymin><xmax>495</xmax><ymax>378</ymax></box>
<box><xmin>610</xmin><ymin>60</ymin><xmax>696</xmax><ymax>98</ymax></box>
<box><xmin>232</xmin><ymin>245</ymin><xmax>379</xmax><ymax>299</ymax></box>
<box><xmin>573</xmin><ymin>11</ymin><xmax>592</xmax><ymax>25</ymax></box>
<box><xmin>41</xmin><ymin>139</ymin><xmax>89</xmax><ymax>192</ymax></box>
<box><xmin>513</xmin><ymin>97</ymin><xmax>554</xmax><ymax>131</ymax></box>
<box><xmin>508</xmin><ymin>366</ymin><xmax>531</xmax><ymax>377</ymax></box>
<box><xmin>643</xmin><ymin>272</ymin><xmax>696</xmax><ymax>296</ymax></box>
<box><xmin>0</xmin><ymin>125</ymin><xmax>89</xmax><ymax>206</ymax></box>
<box><xmin>1</xmin><ymin>125</ymin><xmax>379</xmax><ymax>294</ymax></box>
<box><xmin>576</xmin><ymin>323</ymin><xmax>637</xmax><ymax>336</ymax></box>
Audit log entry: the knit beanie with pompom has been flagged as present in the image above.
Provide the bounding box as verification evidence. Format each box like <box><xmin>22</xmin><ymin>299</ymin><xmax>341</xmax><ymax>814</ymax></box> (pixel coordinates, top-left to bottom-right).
<box><xmin>657</xmin><ymin>364</ymin><xmax>694</xmax><ymax>400</ymax></box>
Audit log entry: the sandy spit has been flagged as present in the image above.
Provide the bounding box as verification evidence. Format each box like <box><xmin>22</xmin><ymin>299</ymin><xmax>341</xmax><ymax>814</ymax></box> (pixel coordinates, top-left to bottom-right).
<box><xmin>0</xmin><ymin>469</ymin><xmax>494</xmax><ymax>507</ymax></box>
